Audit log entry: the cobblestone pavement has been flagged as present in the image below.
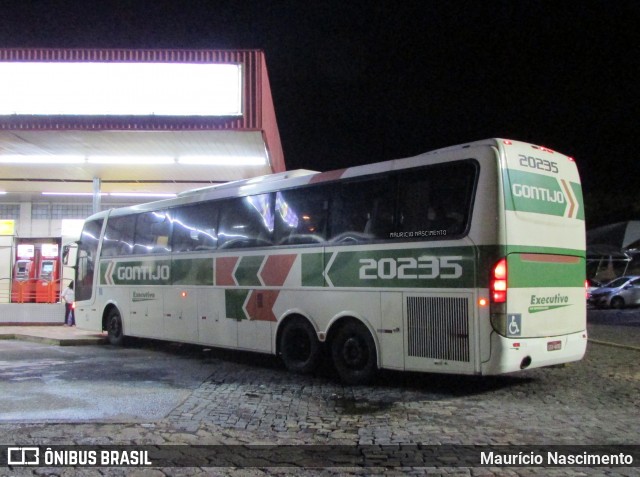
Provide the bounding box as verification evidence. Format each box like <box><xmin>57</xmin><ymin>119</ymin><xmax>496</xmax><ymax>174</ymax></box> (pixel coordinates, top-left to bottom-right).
<box><xmin>1</xmin><ymin>309</ymin><xmax>639</xmax><ymax>476</ymax></box>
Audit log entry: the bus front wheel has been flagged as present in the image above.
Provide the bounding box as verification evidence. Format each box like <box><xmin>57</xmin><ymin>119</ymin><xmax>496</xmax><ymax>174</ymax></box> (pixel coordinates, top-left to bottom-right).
<box><xmin>279</xmin><ymin>316</ymin><xmax>321</xmax><ymax>374</ymax></box>
<box><xmin>106</xmin><ymin>308</ymin><xmax>125</xmax><ymax>346</ymax></box>
<box><xmin>331</xmin><ymin>320</ymin><xmax>377</xmax><ymax>385</ymax></box>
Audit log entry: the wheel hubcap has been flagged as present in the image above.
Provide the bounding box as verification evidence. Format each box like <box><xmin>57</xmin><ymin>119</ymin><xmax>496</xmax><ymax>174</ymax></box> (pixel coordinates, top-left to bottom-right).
<box><xmin>291</xmin><ymin>331</ymin><xmax>310</xmax><ymax>360</ymax></box>
<box><xmin>343</xmin><ymin>337</ymin><xmax>365</xmax><ymax>368</ymax></box>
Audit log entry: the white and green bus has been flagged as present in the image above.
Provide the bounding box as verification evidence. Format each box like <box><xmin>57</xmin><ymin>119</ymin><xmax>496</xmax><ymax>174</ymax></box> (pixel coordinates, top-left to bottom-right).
<box><xmin>73</xmin><ymin>138</ymin><xmax>587</xmax><ymax>384</ymax></box>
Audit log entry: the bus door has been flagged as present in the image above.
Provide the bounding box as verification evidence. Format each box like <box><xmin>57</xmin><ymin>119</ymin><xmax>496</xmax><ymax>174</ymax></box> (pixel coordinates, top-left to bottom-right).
<box><xmin>197</xmin><ymin>288</ymin><xmax>238</xmax><ymax>348</ymax></box>
<box><xmin>164</xmin><ymin>288</ymin><xmax>199</xmax><ymax>343</ymax></box>
<box><xmin>236</xmin><ymin>289</ymin><xmax>274</xmax><ymax>353</ymax></box>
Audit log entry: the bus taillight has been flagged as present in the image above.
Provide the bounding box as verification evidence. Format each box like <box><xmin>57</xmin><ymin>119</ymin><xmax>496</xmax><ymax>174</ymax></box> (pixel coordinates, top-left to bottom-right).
<box><xmin>490</xmin><ymin>258</ymin><xmax>508</xmax><ymax>336</ymax></box>
<box><xmin>491</xmin><ymin>258</ymin><xmax>507</xmax><ymax>303</ymax></box>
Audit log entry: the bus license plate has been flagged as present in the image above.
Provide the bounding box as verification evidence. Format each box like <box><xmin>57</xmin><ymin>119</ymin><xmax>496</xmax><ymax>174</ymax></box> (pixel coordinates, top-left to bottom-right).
<box><xmin>547</xmin><ymin>340</ymin><xmax>562</xmax><ymax>351</ymax></box>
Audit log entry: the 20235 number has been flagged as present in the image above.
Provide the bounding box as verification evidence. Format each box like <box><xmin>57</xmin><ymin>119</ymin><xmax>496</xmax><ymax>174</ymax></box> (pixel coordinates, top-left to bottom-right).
<box><xmin>359</xmin><ymin>256</ymin><xmax>463</xmax><ymax>280</ymax></box>
<box><xmin>518</xmin><ymin>154</ymin><xmax>558</xmax><ymax>173</ymax></box>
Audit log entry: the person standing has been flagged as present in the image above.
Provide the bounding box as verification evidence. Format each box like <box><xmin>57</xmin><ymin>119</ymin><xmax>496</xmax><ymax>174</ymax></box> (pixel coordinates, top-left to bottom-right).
<box><xmin>61</xmin><ymin>280</ymin><xmax>75</xmax><ymax>326</ymax></box>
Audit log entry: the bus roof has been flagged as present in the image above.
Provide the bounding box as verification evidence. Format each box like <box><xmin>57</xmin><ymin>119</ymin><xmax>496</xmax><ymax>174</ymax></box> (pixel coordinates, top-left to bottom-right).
<box><xmin>83</xmin><ymin>138</ymin><xmax>568</xmax><ymax>221</ymax></box>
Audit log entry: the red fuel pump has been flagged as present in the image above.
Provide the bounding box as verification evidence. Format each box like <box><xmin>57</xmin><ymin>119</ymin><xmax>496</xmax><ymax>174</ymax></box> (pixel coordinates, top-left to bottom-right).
<box><xmin>36</xmin><ymin>244</ymin><xmax>60</xmax><ymax>303</ymax></box>
<box><xmin>11</xmin><ymin>244</ymin><xmax>36</xmax><ymax>303</ymax></box>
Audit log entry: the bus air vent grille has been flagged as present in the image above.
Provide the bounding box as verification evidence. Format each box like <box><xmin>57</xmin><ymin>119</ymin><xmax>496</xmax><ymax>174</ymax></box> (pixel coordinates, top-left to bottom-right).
<box><xmin>406</xmin><ymin>296</ymin><xmax>470</xmax><ymax>362</ymax></box>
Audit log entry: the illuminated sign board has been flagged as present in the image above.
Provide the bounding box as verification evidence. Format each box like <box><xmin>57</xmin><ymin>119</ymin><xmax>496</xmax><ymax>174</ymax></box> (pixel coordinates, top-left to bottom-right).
<box><xmin>41</xmin><ymin>244</ymin><xmax>59</xmax><ymax>258</ymax></box>
<box><xmin>0</xmin><ymin>220</ymin><xmax>15</xmax><ymax>236</ymax></box>
<box><xmin>0</xmin><ymin>62</ymin><xmax>243</xmax><ymax>116</ymax></box>
<box><xmin>17</xmin><ymin>244</ymin><xmax>34</xmax><ymax>258</ymax></box>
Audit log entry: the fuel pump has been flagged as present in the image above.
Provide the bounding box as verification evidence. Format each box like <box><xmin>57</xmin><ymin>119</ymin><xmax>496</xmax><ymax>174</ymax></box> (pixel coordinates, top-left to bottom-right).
<box><xmin>11</xmin><ymin>244</ymin><xmax>36</xmax><ymax>303</ymax></box>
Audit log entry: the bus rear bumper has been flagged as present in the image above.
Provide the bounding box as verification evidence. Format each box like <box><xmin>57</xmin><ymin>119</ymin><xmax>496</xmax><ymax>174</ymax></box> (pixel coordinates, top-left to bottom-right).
<box><xmin>481</xmin><ymin>330</ymin><xmax>588</xmax><ymax>375</ymax></box>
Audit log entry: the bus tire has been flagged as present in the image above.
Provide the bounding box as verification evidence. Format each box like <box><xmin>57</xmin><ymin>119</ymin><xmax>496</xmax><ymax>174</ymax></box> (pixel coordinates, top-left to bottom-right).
<box><xmin>279</xmin><ymin>316</ymin><xmax>321</xmax><ymax>374</ymax></box>
<box><xmin>331</xmin><ymin>320</ymin><xmax>377</xmax><ymax>385</ymax></box>
<box><xmin>106</xmin><ymin>308</ymin><xmax>125</xmax><ymax>346</ymax></box>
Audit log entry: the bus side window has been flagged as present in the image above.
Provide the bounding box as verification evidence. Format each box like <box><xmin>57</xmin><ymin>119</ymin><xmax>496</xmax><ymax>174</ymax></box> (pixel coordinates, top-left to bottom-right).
<box><xmin>171</xmin><ymin>203</ymin><xmax>219</xmax><ymax>252</ymax></box>
<box><xmin>396</xmin><ymin>161</ymin><xmax>476</xmax><ymax>238</ymax></box>
<box><xmin>102</xmin><ymin>215</ymin><xmax>135</xmax><ymax>256</ymax></box>
<box><xmin>133</xmin><ymin>210</ymin><xmax>172</xmax><ymax>254</ymax></box>
<box><xmin>329</xmin><ymin>177</ymin><xmax>395</xmax><ymax>243</ymax></box>
<box><xmin>275</xmin><ymin>186</ymin><xmax>329</xmax><ymax>245</ymax></box>
<box><xmin>218</xmin><ymin>194</ymin><xmax>274</xmax><ymax>249</ymax></box>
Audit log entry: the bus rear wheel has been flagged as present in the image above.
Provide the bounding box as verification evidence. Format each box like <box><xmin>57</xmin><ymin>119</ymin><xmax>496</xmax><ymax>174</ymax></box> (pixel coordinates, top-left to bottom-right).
<box><xmin>331</xmin><ymin>320</ymin><xmax>377</xmax><ymax>385</ymax></box>
<box><xmin>106</xmin><ymin>308</ymin><xmax>125</xmax><ymax>346</ymax></box>
<box><xmin>279</xmin><ymin>316</ymin><xmax>321</xmax><ymax>374</ymax></box>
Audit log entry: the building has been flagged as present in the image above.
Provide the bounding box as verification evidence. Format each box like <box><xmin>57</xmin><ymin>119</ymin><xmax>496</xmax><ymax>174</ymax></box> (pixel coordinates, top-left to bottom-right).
<box><xmin>0</xmin><ymin>48</ymin><xmax>285</xmax><ymax>304</ymax></box>
<box><xmin>587</xmin><ymin>221</ymin><xmax>640</xmax><ymax>282</ymax></box>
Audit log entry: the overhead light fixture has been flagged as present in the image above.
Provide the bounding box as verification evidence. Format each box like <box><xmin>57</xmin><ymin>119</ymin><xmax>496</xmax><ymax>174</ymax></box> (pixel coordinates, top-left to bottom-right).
<box><xmin>42</xmin><ymin>192</ymin><xmax>100</xmax><ymax>196</ymax></box>
<box><xmin>0</xmin><ymin>62</ymin><xmax>242</xmax><ymax>116</ymax></box>
<box><xmin>109</xmin><ymin>192</ymin><xmax>177</xmax><ymax>198</ymax></box>
<box><xmin>178</xmin><ymin>155</ymin><xmax>266</xmax><ymax>166</ymax></box>
<box><xmin>41</xmin><ymin>192</ymin><xmax>177</xmax><ymax>198</ymax></box>
<box><xmin>87</xmin><ymin>156</ymin><xmax>175</xmax><ymax>165</ymax></box>
<box><xmin>0</xmin><ymin>155</ymin><xmax>85</xmax><ymax>164</ymax></box>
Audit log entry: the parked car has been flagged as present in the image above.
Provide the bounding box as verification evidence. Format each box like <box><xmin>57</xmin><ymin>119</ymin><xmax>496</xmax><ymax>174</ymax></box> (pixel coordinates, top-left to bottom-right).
<box><xmin>586</xmin><ymin>278</ymin><xmax>602</xmax><ymax>295</ymax></box>
<box><xmin>588</xmin><ymin>276</ymin><xmax>640</xmax><ymax>309</ymax></box>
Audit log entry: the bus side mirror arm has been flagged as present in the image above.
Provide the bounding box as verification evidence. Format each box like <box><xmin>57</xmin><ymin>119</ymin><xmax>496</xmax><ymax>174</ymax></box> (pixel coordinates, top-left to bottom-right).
<box><xmin>62</xmin><ymin>242</ymin><xmax>79</xmax><ymax>266</ymax></box>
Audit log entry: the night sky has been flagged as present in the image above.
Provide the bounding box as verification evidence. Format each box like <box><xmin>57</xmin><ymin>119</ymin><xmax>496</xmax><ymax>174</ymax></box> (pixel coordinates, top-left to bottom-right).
<box><xmin>1</xmin><ymin>0</ymin><xmax>637</xmax><ymax>227</ymax></box>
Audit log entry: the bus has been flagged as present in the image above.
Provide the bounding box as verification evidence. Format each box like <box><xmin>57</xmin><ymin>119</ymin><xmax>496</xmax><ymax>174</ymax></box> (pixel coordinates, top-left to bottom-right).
<box><xmin>73</xmin><ymin>138</ymin><xmax>587</xmax><ymax>384</ymax></box>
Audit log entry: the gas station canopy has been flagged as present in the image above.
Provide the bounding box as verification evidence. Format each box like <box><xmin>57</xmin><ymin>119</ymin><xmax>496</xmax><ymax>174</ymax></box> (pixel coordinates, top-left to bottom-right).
<box><xmin>0</xmin><ymin>48</ymin><xmax>285</xmax><ymax>202</ymax></box>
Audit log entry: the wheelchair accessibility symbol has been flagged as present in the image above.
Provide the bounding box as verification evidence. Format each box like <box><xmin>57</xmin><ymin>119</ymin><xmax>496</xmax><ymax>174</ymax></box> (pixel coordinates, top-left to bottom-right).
<box><xmin>507</xmin><ymin>314</ymin><xmax>521</xmax><ymax>337</ymax></box>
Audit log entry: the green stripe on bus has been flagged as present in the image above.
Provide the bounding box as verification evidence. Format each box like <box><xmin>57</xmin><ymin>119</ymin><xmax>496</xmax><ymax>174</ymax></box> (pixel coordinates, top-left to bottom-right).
<box><xmin>172</xmin><ymin>257</ymin><xmax>214</xmax><ymax>285</ymax></box>
<box><xmin>504</xmin><ymin>169</ymin><xmax>583</xmax><ymax>220</ymax></box>
<box><xmin>99</xmin><ymin>242</ymin><xmax>585</xmax><ymax>290</ymax></box>
<box><xmin>571</xmin><ymin>182</ymin><xmax>585</xmax><ymax>220</ymax></box>
<box><xmin>225</xmin><ymin>289</ymin><xmax>249</xmax><ymax>321</ymax></box>
<box><xmin>101</xmin><ymin>258</ymin><xmax>213</xmax><ymax>286</ymax></box>
<box><xmin>301</xmin><ymin>253</ymin><xmax>325</xmax><ymax>287</ymax></box>
<box><xmin>506</xmin><ymin>170</ymin><xmax>567</xmax><ymax>216</ymax></box>
<box><xmin>508</xmin><ymin>254</ymin><xmax>585</xmax><ymax>288</ymax></box>
<box><xmin>505</xmin><ymin>245</ymin><xmax>585</xmax><ymax>259</ymax></box>
<box><xmin>323</xmin><ymin>247</ymin><xmax>476</xmax><ymax>288</ymax></box>
<box><xmin>101</xmin><ymin>259</ymin><xmax>172</xmax><ymax>285</ymax></box>
<box><xmin>234</xmin><ymin>255</ymin><xmax>264</xmax><ymax>287</ymax></box>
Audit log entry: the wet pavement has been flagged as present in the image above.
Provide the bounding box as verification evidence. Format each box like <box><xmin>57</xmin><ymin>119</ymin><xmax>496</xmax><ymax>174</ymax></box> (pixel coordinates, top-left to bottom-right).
<box><xmin>0</xmin><ymin>339</ymin><xmax>212</xmax><ymax>422</ymax></box>
<box><xmin>0</xmin><ymin>308</ymin><xmax>638</xmax><ymax>476</ymax></box>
